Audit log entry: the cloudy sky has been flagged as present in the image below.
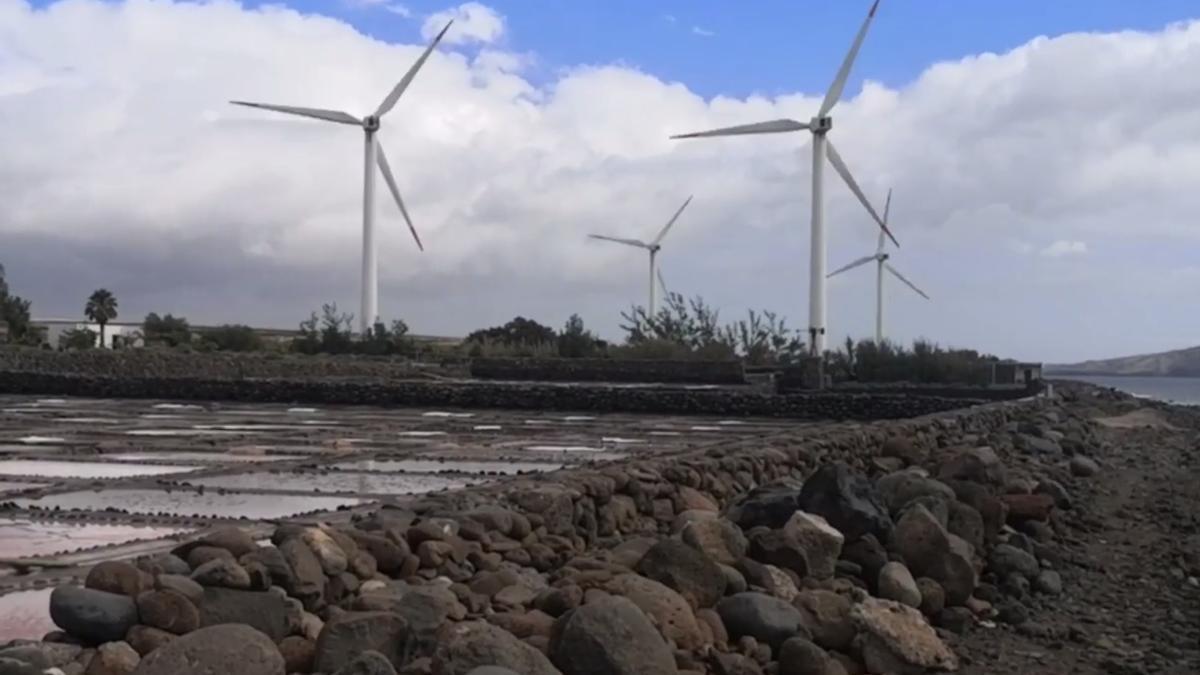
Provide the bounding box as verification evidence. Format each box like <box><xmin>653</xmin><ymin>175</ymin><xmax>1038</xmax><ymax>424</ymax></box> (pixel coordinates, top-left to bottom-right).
<box><xmin>2</xmin><ymin>0</ymin><xmax>1200</xmax><ymax>363</ymax></box>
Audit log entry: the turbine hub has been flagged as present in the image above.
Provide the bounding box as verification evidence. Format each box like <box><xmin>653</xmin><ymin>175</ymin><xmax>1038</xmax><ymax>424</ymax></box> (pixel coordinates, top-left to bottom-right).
<box><xmin>363</xmin><ymin>115</ymin><xmax>381</xmax><ymax>131</ymax></box>
<box><xmin>811</xmin><ymin>116</ymin><xmax>833</xmax><ymax>133</ymax></box>
<box><xmin>879</xmin><ymin>253</ymin><xmax>890</xmax><ymax>262</ymax></box>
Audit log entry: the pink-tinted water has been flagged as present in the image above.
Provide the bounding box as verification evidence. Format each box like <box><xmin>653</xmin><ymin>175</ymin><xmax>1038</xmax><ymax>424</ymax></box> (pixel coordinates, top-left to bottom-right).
<box><xmin>0</xmin><ymin>589</ymin><xmax>55</xmax><ymax>641</ymax></box>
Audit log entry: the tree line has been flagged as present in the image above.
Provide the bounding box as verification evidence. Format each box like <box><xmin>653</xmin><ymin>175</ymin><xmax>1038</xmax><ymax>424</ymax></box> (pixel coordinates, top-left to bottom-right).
<box><xmin>1</xmin><ymin>262</ymin><xmax>1000</xmax><ymax>384</ymax></box>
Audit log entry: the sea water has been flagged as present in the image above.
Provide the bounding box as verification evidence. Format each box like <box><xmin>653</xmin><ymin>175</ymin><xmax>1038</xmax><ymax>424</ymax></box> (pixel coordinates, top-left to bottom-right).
<box><xmin>1059</xmin><ymin>375</ymin><xmax>1200</xmax><ymax>406</ymax></box>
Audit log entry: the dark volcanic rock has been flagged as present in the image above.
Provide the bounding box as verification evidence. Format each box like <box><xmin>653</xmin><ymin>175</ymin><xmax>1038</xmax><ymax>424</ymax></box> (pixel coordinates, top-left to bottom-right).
<box><xmin>716</xmin><ymin>592</ymin><xmax>807</xmax><ymax>650</ymax></box>
<box><xmin>280</xmin><ymin>537</ymin><xmax>326</xmax><ymax>608</ymax></box>
<box><xmin>126</xmin><ymin>625</ymin><xmax>176</xmax><ymax>657</ymax></box>
<box><xmin>636</xmin><ymin>539</ymin><xmax>727</xmax><ymax>608</ymax></box>
<box><xmin>86</xmin><ymin>562</ymin><xmax>151</xmax><ymax>599</ymax></box>
<box><xmin>797</xmin><ymin>463</ymin><xmax>893</xmax><ymax>542</ymax></box>
<box><xmin>279</xmin><ymin>636</ymin><xmax>316</xmax><ymax>674</ymax></box>
<box><xmin>132</xmin><ymin>624</ymin><xmax>284</xmax><ymax>675</ymax></box>
<box><xmin>190</xmin><ymin>558</ymin><xmax>251</xmax><ymax>590</ymax></box>
<box><xmin>136</xmin><ymin>590</ymin><xmax>200</xmax><ymax>635</ymax></box>
<box><xmin>435</xmin><ymin>621</ymin><xmax>560</xmax><ymax>675</ymax></box>
<box><xmin>197</xmin><ymin>588</ymin><xmax>288</xmax><ymax>642</ymax></box>
<box><xmin>315</xmin><ymin>611</ymin><xmax>410</xmax><ymax>673</ymax></box>
<box><xmin>50</xmin><ymin>586</ymin><xmax>138</xmax><ymax>644</ymax></box>
<box><xmin>990</xmin><ymin>544</ymin><xmax>1040</xmax><ymax>580</ymax></box>
<box><xmin>550</xmin><ymin>596</ymin><xmax>676</xmax><ymax>675</ymax></box>
<box><xmin>777</xmin><ymin>637</ymin><xmax>836</xmax><ymax>675</ymax></box>
<box><xmin>199</xmin><ymin>526</ymin><xmax>258</xmax><ymax>558</ymax></box>
<box><xmin>681</xmin><ymin>518</ymin><xmax>748</xmax><ymax>566</ymax></box>
<box><xmin>724</xmin><ymin>483</ymin><xmax>803</xmax><ymax>530</ymax></box>
<box><xmin>333</xmin><ymin>650</ymin><xmax>397</xmax><ymax>675</ymax></box>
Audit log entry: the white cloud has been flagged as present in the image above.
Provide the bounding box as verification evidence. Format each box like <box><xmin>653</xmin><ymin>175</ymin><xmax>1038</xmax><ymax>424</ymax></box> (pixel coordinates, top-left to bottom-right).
<box><xmin>692</xmin><ymin>26</ymin><xmax>715</xmax><ymax>37</ymax></box>
<box><xmin>1040</xmin><ymin>240</ymin><xmax>1088</xmax><ymax>257</ymax></box>
<box><xmin>663</xmin><ymin>14</ymin><xmax>677</xmax><ymax>25</ymax></box>
<box><xmin>423</xmin><ymin>2</ymin><xmax>504</xmax><ymax>45</ymax></box>
<box><xmin>2</xmin><ymin>1</ymin><xmax>1200</xmax><ymax>361</ymax></box>
<box><xmin>344</xmin><ymin>0</ymin><xmax>410</xmax><ymax>17</ymax></box>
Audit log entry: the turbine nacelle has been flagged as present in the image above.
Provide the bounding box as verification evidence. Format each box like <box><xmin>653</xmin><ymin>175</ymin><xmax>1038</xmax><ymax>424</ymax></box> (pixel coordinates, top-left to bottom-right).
<box><xmin>810</xmin><ymin>116</ymin><xmax>833</xmax><ymax>133</ymax></box>
<box><xmin>363</xmin><ymin>115</ymin><xmax>381</xmax><ymax>131</ymax></box>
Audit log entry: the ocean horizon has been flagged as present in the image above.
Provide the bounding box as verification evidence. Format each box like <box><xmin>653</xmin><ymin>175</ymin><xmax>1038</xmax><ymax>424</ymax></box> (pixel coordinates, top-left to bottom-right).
<box><xmin>1056</xmin><ymin>375</ymin><xmax>1200</xmax><ymax>406</ymax></box>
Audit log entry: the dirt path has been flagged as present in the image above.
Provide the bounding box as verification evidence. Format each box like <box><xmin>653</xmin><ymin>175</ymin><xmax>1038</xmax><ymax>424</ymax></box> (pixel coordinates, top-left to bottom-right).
<box><xmin>960</xmin><ymin>402</ymin><xmax>1200</xmax><ymax>674</ymax></box>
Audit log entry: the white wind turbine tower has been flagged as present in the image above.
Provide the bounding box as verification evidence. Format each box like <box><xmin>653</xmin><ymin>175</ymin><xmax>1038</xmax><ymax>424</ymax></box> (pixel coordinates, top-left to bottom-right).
<box><xmin>827</xmin><ymin>189</ymin><xmax>929</xmax><ymax>344</ymax></box>
<box><xmin>231</xmin><ymin>22</ymin><xmax>453</xmax><ymax>335</ymax></box>
<box><xmin>588</xmin><ymin>196</ymin><xmax>693</xmax><ymax>315</ymax></box>
<box><xmin>670</xmin><ymin>1</ymin><xmax>895</xmax><ymax>355</ymax></box>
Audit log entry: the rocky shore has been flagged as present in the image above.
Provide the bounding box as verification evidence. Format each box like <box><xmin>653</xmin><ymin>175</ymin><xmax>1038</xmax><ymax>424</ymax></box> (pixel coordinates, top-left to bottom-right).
<box><xmin>1</xmin><ymin>382</ymin><xmax>1196</xmax><ymax>675</ymax></box>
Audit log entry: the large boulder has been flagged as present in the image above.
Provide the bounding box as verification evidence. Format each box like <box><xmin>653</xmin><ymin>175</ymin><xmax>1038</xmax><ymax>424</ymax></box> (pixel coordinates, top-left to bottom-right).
<box><xmin>136</xmin><ymin>590</ymin><xmax>200</xmax><ymax>635</ymax></box>
<box><xmin>681</xmin><ymin>518</ymin><xmax>748</xmax><ymax>567</ymax></box>
<box><xmin>434</xmin><ymin>621</ymin><xmax>560</xmax><ymax>675</ymax></box>
<box><xmin>332</xmin><ymin>650</ymin><xmax>396</xmax><ymax>675</ymax></box>
<box><xmin>851</xmin><ymin>598</ymin><xmax>958</xmax><ymax>674</ymax></box>
<box><xmin>85</xmin><ymin>641</ymin><xmax>140</xmax><ymax>675</ymax></box>
<box><xmin>315</xmin><ymin>612</ymin><xmax>410</xmax><ymax>673</ymax></box>
<box><xmin>781</xmin><ymin>512</ymin><xmax>843</xmax><ymax>581</ymax></box>
<box><xmin>715</xmin><ymin>592</ymin><xmax>807</xmax><ymax>650</ymax></box>
<box><xmin>794</xmin><ymin>590</ymin><xmax>855</xmax><ymax>652</ymax></box>
<box><xmin>279</xmin><ymin>538</ymin><xmax>326</xmax><ymax>609</ymax></box>
<box><xmin>724</xmin><ymin>483</ymin><xmax>803</xmax><ymax>530</ymax></box>
<box><xmin>86</xmin><ymin>562</ymin><xmax>152</xmax><ymax>598</ymax></box>
<box><xmin>355</xmin><ymin>584</ymin><xmax>465</xmax><ymax>654</ymax></box>
<box><xmin>890</xmin><ymin>504</ymin><xmax>948</xmax><ymax>577</ymax></box>
<box><xmin>878</xmin><ymin>562</ymin><xmax>922</xmax><ymax>609</ymax></box>
<box><xmin>301</xmin><ymin>528</ymin><xmax>349</xmax><ymax>576</ymax></box>
<box><xmin>199</xmin><ymin>527</ymin><xmax>258</xmax><ymax>558</ymax></box>
<box><xmin>605</xmin><ymin>574</ymin><xmax>706</xmax><ymax>650</ymax></box>
<box><xmin>50</xmin><ymin>586</ymin><xmax>139</xmax><ymax>644</ymax></box>
<box><xmin>132</xmin><ymin>624</ymin><xmax>284</xmax><ymax>675</ymax></box>
<box><xmin>797</xmin><ymin>464</ymin><xmax>892</xmax><ymax>542</ymax></box>
<box><xmin>197</xmin><ymin>588</ymin><xmax>288</xmax><ymax>642</ymax></box>
<box><xmin>635</xmin><ymin>539</ymin><xmax>727</xmax><ymax>608</ymax></box>
<box><xmin>550</xmin><ymin>596</ymin><xmax>676</xmax><ymax>675</ymax></box>
<box><xmin>876</xmin><ymin>472</ymin><xmax>956</xmax><ymax>516</ymax></box>
<box><xmin>777</xmin><ymin>637</ymin><xmax>839</xmax><ymax>675</ymax></box>
<box><xmin>190</xmin><ymin>559</ymin><xmax>251</xmax><ymax>590</ymax></box>
<box><xmin>989</xmin><ymin>544</ymin><xmax>1040</xmax><ymax>580</ymax></box>
<box><xmin>937</xmin><ymin>447</ymin><xmax>1005</xmax><ymax>486</ymax></box>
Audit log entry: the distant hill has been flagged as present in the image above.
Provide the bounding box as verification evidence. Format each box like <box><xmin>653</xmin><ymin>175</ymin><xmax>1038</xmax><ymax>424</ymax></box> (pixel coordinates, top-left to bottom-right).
<box><xmin>1047</xmin><ymin>345</ymin><xmax>1200</xmax><ymax>377</ymax></box>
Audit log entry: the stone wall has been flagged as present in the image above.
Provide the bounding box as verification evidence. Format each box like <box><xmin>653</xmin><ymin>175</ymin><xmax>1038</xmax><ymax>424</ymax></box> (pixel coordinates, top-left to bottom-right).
<box><xmin>0</xmin><ymin>372</ymin><xmax>996</xmax><ymax>421</ymax></box>
<box><xmin>0</xmin><ymin>347</ymin><xmax>433</xmax><ymax>381</ymax></box>
<box><xmin>469</xmin><ymin>357</ymin><xmax>747</xmax><ymax>385</ymax></box>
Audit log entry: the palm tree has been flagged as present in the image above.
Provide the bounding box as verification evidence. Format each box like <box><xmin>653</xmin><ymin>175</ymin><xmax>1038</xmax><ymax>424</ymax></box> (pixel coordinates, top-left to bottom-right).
<box><xmin>85</xmin><ymin>289</ymin><xmax>119</xmax><ymax>348</ymax></box>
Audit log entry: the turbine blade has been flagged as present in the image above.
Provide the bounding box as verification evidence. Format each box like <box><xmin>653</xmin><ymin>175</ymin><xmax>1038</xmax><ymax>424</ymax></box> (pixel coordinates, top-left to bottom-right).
<box><xmin>375</xmin><ymin>20</ymin><xmax>453</xmax><ymax>118</ymax></box>
<box><xmin>818</xmin><ymin>0</ymin><xmax>881</xmax><ymax>117</ymax></box>
<box><xmin>376</xmin><ymin>144</ymin><xmax>424</xmax><ymax>251</ymax></box>
<box><xmin>826</xmin><ymin>255</ymin><xmax>876</xmax><ymax>278</ymax></box>
<box><xmin>588</xmin><ymin>234</ymin><xmax>649</xmax><ymax>248</ymax></box>
<box><xmin>885</xmin><ymin>263</ymin><xmax>929</xmax><ymax>299</ymax></box>
<box><xmin>878</xmin><ymin>188</ymin><xmax>892</xmax><ymax>253</ymax></box>
<box><xmin>670</xmin><ymin>118</ymin><xmax>810</xmax><ymax>139</ymax></box>
<box><xmin>825</xmin><ymin>139</ymin><xmax>899</xmax><ymax>247</ymax></box>
<box><xmin>230</xmin><ymin>101</ymin><xmax>361</xmax><ymax>126</ymax></box>
<box><xmin>651</xmin><ymin>195</ymin><xmax>693</xmax><ymax>246</ymax></box>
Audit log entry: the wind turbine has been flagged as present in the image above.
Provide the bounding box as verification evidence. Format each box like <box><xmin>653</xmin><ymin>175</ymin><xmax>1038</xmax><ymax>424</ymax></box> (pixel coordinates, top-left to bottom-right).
<box><xmin>827</xmin><ymin>189</ymin><xmax>929</xmax><ymax>344</ymax></box>
<box><xmin>670</xmin><ymin>1</ymin><xmax>894</xmax><ymax>355</ymax></box>
<box><xmin>589</xmin><ymin>195</ymin><xmax>693</xmax><ymax>315</ymax></box>
<box><xmin>230</xmin><ymin>22</ymin><xmax>453</xmax><ymax>335</ymax></box>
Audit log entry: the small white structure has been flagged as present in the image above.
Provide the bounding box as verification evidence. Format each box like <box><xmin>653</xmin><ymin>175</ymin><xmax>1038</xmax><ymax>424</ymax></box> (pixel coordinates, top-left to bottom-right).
<box><xmin>34</xmin><ymin>319</ymin><xmax>143</xmax><ymax>350</ymax></box>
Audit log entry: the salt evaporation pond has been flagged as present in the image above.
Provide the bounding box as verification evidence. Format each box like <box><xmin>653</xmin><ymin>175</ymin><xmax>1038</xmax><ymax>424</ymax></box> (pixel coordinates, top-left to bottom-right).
<box><xmin>0</xmin><ymin>589</ymin><xmax>56</xmax><ymax>641</ymax></box>
<box><xmin>331</xmin><ymin>459</ymin><xmax>563</xmax><ymax>475</ymax></box>
<box><xmin>0</xmin><ymin>480</ymin><xmax>47</xmax><ymax>494</ymax></box>
<box><xmin>14</xmin><ymin>489</ymin><xmax>364</xmax><ymax>519</ymax></box>
<box><xmin>181</xmin><ymin>471</ymin><xmax>478</xmax><ymax>495</ymax></box>
<box><xmin>0</xmin><ymin>460</ymin><xmax>200</xmax><ymax>479</ymax></box>
<box><xmin>0</xmin><ymin>517</ymin><xmax>190</xmax><ymax>558</ymax></box>
<box><xmin>105</xmin><ymin>452</ymin><xmax>306</xmax><ymax>464</ymax></box>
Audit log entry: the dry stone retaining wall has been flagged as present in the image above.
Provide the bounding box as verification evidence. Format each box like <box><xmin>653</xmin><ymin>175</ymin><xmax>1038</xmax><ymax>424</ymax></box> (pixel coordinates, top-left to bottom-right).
<box><xmin>469</xmin><ymin>357</ymin><xmax>747</xmax><ymax>385</ymax></box>
<box><xmin>0</xmin><ymin>372</ymin><xmax>993</xmax><ymax>421</ymax></box>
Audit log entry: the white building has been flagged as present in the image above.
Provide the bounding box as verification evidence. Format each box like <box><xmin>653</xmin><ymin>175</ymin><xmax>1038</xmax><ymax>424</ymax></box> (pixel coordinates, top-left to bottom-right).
<box><xmin>33</xmin><ymin>319</ymin><xmax>144</xmax><ymax>350</ymax></box>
